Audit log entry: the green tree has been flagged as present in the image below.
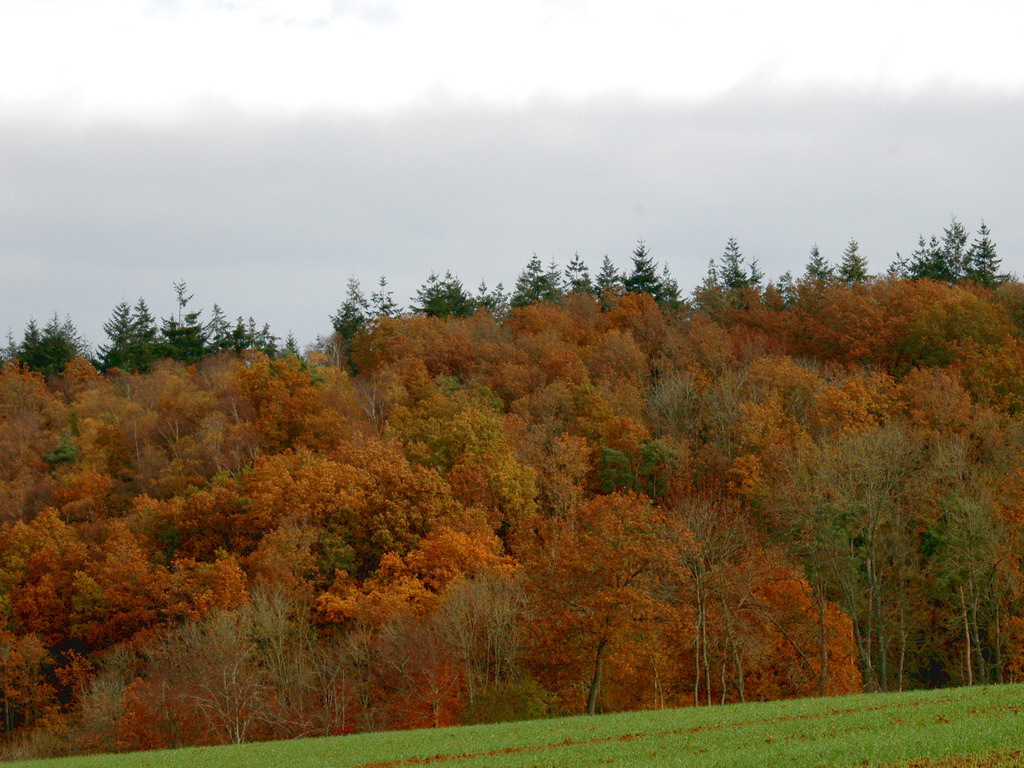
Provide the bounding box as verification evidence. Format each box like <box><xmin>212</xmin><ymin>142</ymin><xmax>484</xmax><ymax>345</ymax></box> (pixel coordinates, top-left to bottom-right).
<box><xmin>595</xmin><ymin>255</ymin><xmax>621</xmax><ymax>310</ymax></box>
<box><xmin>564</xmin><ymin>253</ymin><xmax>594</xmax><ymax>295</ymax></box>
<box><xmin>204</xmin><ymin>304</ymin><xmax>233</xmax><ymax>354</ymax></box>
<box><xmin>128</xmin><ymin>298</ymin><xmax>160</xmax><ymax>372</ymax></box>
<box><xmin>837</xmin><ymin>238</ymin><xmax>869</xmax><ymax>284</ymax></box>
<box><xmin>718</xmin><ymin>237</ymin><xmax>761</xmax><ymax>292</ymax></box>
<box><xmin>370</xmin><ymin>276</ymin><xmax>401</xmax><ymax>318</ymax></box>
<box><xmin>412</xmin><ymin>271</ymin><xmax>475</xmax><ymax>318</ymax></box>
<box><xmin>476</xmin><ymin>281</ymin><xmax>509</xmax><ymax>317</ymax></box>
<box><xmin>331</xmin><ymin>277</ymin><xmax>370</xmax><ymax>344</ymax></box>
<box><xmin>98</xmin><ymin>301</ymin><xmax>134</xmax><ymax>371</ymax></box>
<box><xmin>964</xmin><ymin>222</ymin><xmax>1003</xmax><ymax>288</ymax></box>
<box><xmin>20</xmin><ymin>314</ymin><xmax>90</xmax><ymax>375</ymax></box>
<box><xmin>623</xmin><ymin>240</ymin><xmax>660</xmax><ymax>298</ymax></box>
<box><xmin>159</xmin><ymin>281</ymin><xmax>207</xmax><ymax>363</ymax></box>
<box><xmin>803</xmin><ymin>244</ymin><xmax>833</xmax><ymax>283</ymax></box>
<box><xmin>512</xmin><ymin>255</ymin><xmax>562</xmax><ymax>308</ymax></box>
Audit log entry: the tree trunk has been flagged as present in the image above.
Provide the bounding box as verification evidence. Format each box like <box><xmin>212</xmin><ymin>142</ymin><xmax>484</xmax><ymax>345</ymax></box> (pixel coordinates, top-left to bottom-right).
<box><xmin>587</xmin><ymin>639</ymin><xmax>607</xmax><ymax>716</ymax></box>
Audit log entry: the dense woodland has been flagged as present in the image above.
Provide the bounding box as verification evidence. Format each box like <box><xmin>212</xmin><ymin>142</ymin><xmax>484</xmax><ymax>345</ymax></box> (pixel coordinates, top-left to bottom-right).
<box><xmin>2</xmin><ymin>218</ymin><xmax>1023</xmax><ymax>758</ymax></box>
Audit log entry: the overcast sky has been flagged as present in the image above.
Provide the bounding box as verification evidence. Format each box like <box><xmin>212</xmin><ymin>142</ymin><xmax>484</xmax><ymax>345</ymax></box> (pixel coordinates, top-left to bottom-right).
<box><xmin>3</xmin><ymin>0</ymin><xmax>1024</xmax><ymax>349</ymax></box>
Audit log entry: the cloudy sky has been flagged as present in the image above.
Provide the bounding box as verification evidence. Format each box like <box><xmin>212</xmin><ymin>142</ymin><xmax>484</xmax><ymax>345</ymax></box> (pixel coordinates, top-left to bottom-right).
<box><xmin>3</xmin><ymin>0</ymin><xmax>1024</xmax><ymax>348</ymax></box>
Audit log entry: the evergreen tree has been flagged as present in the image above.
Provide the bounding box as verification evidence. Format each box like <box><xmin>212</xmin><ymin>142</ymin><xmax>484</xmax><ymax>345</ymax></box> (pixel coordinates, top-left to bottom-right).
<box><xmin>21</xmin><ymin>314</ymin><xmax>90</xmax><ymax>376</ymax></box>
<box><xmin>837</xmin><ymin>238</ymin><xmax>869</xmax><ymax>284</ymax></box>
<box><xmin>370</xmin><ymin>276</ymin><xmax>400</xmax><ymax>318</ymax></box>
<box><xmin>511</xmin><ymin>254</ymin><xmax>562</xmax><ymax>308</ymax></box>
<box><xmin>802</xmin><ymin>244</ymin><xmax>833</xmax><ymax>283</ymax></box>
<box><xmin>624</xmin><ymin>240</ymin><xmax>660</xmax><ymax>297</ymax></box>
<box><xmin>204</xmin><ymin>304</ymin><xmax>233</xmax><ymax>354</ymax></box>
<box><xmin>908</xmin><ymin>220</ymin><xmax>968</xmax><ymax>284</ymax></box>
<box><xmin>476</xmin><ymin>280</ymin><xmax>509</xmax><ymax>317</ymax></box>
<box><xmin>773</xmin><ymin>271</ymin><xmax>797</xmax><ymax>308</ymax></box>
<box><xmin>690</xmin><ymin>259</ymin><xmax>727</xmax><ymax>315</ymax></box>
<box><xmin>281</xmin><ymin>333</ymin><xmax>302</xmax><ymax>358</ymax></box>
<box><xmin>595</xmin><ymin>255</ymin><xmax>621</xmax><ymax>310</ymax></box>
<box><xmin>544</xmin><ymin>258</ymin><xmax>564</xmax><ymax>302</ymax></box>
<box><xmin>331</xmin><ymin>277</ymin><xmax>370</xmax><ymax>343</ymax></box>
<box><xmin>1</xmin><ymin>329</ymin><xmax>16</xmax><ymax>364</ymax></box>
<box><xmin>412</xmin><ymin>271</ymin><xmax>475</xmax><ymax>318</ymax></box>
<box><xmin>128</xmin><ymin>299</ymin><xmax>159</xmax><ymax>372</ymax></box>
<box><xmin>718</xmin><ymin>237</ymin><xmax>748</xmax><ymax>292</ymax></box>
<box><xmin>887</xmin><ymin>252</ymin><xmax>910</xmax><ymax>279</ymax></box>
<box><xmin>658</xmin><ymin>264</ymin><xmax>682</xmax><ymax>308</ymax></box>
<box><xmin>160</xmin><ymin>281</ymin><xmax>206</xmax><ymax>363</ymax></box>
<box><xmin>98</xmin><ymin>301</ymin><xmax>135</xmax><ymax>371</ymax></box>
<box><xmin>941</xmin><ymin>217</ymin><xmax>969</xmax><ymax>281</ymax></box>
<box><xmin>964</xmin><ymin>222</ymin><xmax>1003</xmax><ymax>288</ymax></box>
<box><xmin>564</xmin><ymin>252</ymin><xmax>594</xmax><ymax>295</ymax></box>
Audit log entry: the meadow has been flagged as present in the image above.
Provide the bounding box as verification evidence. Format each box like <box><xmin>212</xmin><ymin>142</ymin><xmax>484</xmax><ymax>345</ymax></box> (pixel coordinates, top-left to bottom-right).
<box><xmin>9</xmin><ymin>683</ymin><xmax>1024</xmax><ymax>768</ymax></box>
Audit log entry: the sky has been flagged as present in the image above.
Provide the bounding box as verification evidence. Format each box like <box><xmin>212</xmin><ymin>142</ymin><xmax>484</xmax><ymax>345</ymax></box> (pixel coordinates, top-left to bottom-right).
<box><xmin>3</xmin><ymin>0</ymin><xmax>1024</xmax><ymax>349</ymax></box>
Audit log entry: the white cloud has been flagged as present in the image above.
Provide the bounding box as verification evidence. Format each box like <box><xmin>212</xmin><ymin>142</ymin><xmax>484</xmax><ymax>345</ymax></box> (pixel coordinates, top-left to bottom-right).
<box><xmin>3</xmin><ymin>0</ymin><xmax>1024</xmax><ymax>116</ymax></box>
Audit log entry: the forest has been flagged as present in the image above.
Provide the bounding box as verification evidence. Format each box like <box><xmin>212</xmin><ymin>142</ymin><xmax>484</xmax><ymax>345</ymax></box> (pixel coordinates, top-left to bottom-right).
<box><xmin>0</xmin><ymin>217</ymin><xmax>1022</xmax><ymax>759</ymax></box>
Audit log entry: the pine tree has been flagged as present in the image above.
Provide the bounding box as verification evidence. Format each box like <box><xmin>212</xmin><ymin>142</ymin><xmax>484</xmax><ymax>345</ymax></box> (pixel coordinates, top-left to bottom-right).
<box><xmin>624</xmin><ymin>240</ymin><xmax>662</xmax><ymax>298</ymax></box>
<box><xmin>160</xmin><ymin>281</ymin><xmax>206</xmax><ymax>363</ymax></box>
<box><xmin>412</xmin><ymin>271</ymin><xmax>475</xmax><ymax>318</ymax></box>
<box><xmin>658</xmin><ymin>264</ymin><xmax>681</xmax><ymax>308</ymax></box>
<box><xmin>718</xmin><ymin>237</ymin><xmax>752</xmax><ymax>292</ymax></box>
<box><xmin>511</xmin><ymin>254</ymin><xmax>562</xmax><ymax>308</ymax></box>
<box><xmin>908</xmin><ymin>221</ymin><xmax>967</xmax><ymax>284</ymax></box>
<box><xmin>941</xmin><ymin>217</ymin><xmax>969</xmax><ymax>282</ymax></box>
<box><xmin>370</xmin><ymin>276</ymin><xmax>400</xmax><ymax>318</ymax></box>
<box><xmin>99</xmin><ymin>301</ymin><xmax>135</xmax><ymax>371</ymax></box>
<box><xmin>887</xmin><ymin>252</ymin><xmax>910</xmax><ymax>279</ymax></box>
<box><xmin>331</xmin><ymin>277</ymin><xmax>370</xmax><ymax>343</ymax></box>
<box><xmin>128</xmin><ymin>299</ymin><xmax>159</xmax><ymax>372</ymax></box>
<box><xmin>1</xmin><ymin>329</ymin><xmax>16</xmax><ymax>364</ymax></box>
<box><xmin>21</xmin><ymin>314</ymin><xmax>90</xmax><ymax>376</ymax></box>
<box><xmin>564</xmin><ymin>252</ymin><xmax>593</xmax><ymax>295</ymax></box>
<box><xmin>476</xmin><ymin>280</ymin><xmax>509</xmax><ymax>317</ymax></box>
<box><xmin>690</xmin><ymin>259</ymin><xmax>726</xmax><ymax>315</ymax></box>
<box><xmin>595</xmin><ymin>255</ymin><xmax>621</xmax><ymax>310</ymax></box>
<box><xmin>803</xmin><ymin>244</ymin><xmax>833</xmax><ymax>283</ymax></box>
<box><xmin>281</xmin><ymin>333</ymin><xmax>302</xmax><ymax>358</ymax></box>
<box><xmin>205</xmin><ymin>304</ymin><xmax>233</xmax><ymax>354</ymax></box>
<box><xmin>964</xmin><ymin>221</ymin><xmax>1003</xmax><ymax>288</ymax></box>
<box><xmin>543</xmin><ymin>259</ymin><xmax>564</xmax><ymax>302</ymax></box>
<box><xmin>838</xmin><ymin>238</ymin><xmax>869</xmax><ymax>284</ymax></box>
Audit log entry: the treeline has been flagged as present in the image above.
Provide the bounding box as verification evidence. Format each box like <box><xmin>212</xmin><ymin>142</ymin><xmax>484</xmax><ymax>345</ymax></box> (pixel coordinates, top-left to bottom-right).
<box><xmin>1</xmin><ymin>217</ymin><xmax>1023</xmax><ymax>759</ymax></box>
<box><xmin>4</xmin><ymin>218</ymin><xmax>1004</xmax><ymax>378</ymax></box>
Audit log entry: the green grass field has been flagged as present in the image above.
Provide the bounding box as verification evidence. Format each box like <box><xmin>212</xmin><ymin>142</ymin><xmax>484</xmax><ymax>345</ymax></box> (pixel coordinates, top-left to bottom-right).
<box><xmin>10</xmin><ymin>684</ymin><xmax>1024</xmax><ymax>767</ymax></box>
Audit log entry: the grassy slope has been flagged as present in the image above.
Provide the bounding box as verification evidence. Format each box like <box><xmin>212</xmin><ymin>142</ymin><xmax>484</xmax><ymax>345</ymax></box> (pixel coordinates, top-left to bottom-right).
<box><xmin>11</xmin><ymin>684</ymin><xmax>1024</xmax><ymax>768</ymax></box>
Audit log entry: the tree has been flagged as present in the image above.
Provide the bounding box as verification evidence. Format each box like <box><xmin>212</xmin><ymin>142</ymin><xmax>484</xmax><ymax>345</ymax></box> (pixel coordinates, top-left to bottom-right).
<box><xmin>511</xmin><ymin>255</ymin><xmax>562</xmax><ymax>308</ymax></box>
<box><xmin>160</xmin><ymin>282</ymin><xmax>207</xmax><ymax>364</ymax></box>
<box><xmin>19</xmin><ymin>314</ymin><xmax>90</xmax><ymax>376</ymax></box>
<box><xmin>205</xmin><ymin>304</ymin><xmax>233</xmax><ymax>354</ymax></box>
<box><xmin>594</xmin><ymin>255</ymin><xmax>621</xmax><ymax>310</ymax></box>
<box><xmin>98</xmin><ymin>301</ymin><xmax>135</xmax><ymax>371</ymax></box>
<box><xmin>718</xmin><ymin>237</ymin><xmax>750</xmax><ymax>292</ymax></box>
<box><xmin>331</xmin><ymin>277</ymin><xmax>370</xmax><ymax>343</ymax></box>
<box><xmin>908</xmin><ymin>218</ymin><xmax>970</xmax><ymax>284</ymax></box>
<box><xmin>564</xmin><ymin>253</ymin><xmax>593</xmax><ymax>296</ymax></box>
<box><xmin>803</xmin><ymin>244</ymin><xmax>833</xmax><ymax>283</ymax></box>
<box><xmin>128</xmin><ymin>298</ymin><xmax>160</xmax><ymax>372</ymax></box>
<box><xmin>370</xmin><ymin>276</ymin><xmax>400</xmax><ymax>319</ymax></box>
<box><xmin>475</xmin><ymin>281</ymin><xmax>509</xmax><ymax>317</ymax></box>
<box><xmin>623</xmin><ymin>240</ymin><xmax>659</xmax><ymax>298</ymax></box>
<box><xmin>964</xmin><ymin>222</ymin><xmax>1004</xmax><ymax>288</ymax></box>
<box><xmin>837</xmin><ymin>238</ymin><xmax>869</xmax><ymax>284</ymax></box>
<box><xmin>412</xmin><ymin>272</ymin><xmax>475</xmax><ymax>318</ymax></box>
<box><xmin>523</xmin><ymin>493</ymin><xmax>672</xmax><ymax>714</ymax></box>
